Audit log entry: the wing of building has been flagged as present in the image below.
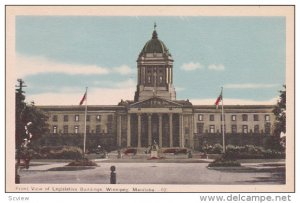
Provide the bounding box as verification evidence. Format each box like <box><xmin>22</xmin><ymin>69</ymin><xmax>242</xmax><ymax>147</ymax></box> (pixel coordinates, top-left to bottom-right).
<box><xmin>38</xmin><ymin>27</ymin><xmax>276</xmax><ymax>150</ymax></box>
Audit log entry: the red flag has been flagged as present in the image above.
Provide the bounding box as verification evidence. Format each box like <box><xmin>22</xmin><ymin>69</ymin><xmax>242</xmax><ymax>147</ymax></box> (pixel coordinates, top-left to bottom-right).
<box><xmin>79</xmin><ymin>92</ymin><xmax>87</xmax><ymax>105</ymax></box>
<box><xmin>214</xmin><ymin>91</ymin><xmax>222</xmax><ymax>108</ymax></box>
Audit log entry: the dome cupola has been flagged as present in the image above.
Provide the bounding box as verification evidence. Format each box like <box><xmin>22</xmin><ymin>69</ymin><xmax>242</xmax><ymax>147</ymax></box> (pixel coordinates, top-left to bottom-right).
<box><xmin>139</xmin><ymin>28</ymin><xmax>171</xmax><ymax>57</ymax></box>
<box><xmin>134</xmin><ymin>24</ymin><xmax>176</xmax><ymax>102</ymax></box>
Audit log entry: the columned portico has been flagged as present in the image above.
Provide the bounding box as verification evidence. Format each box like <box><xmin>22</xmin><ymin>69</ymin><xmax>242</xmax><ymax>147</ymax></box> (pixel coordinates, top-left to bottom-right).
<box><xmin>126</xmin><ymin>112</ymin><xmax>187</xmax><ymax>148</ymax></box>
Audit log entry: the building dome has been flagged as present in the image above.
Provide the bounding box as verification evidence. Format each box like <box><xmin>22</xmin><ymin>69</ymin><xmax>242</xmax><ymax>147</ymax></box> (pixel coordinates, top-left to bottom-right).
<box><xmin>139</xmin><ymin>30</ymin><xmax>171</xmax><ymax>56</ymax></box>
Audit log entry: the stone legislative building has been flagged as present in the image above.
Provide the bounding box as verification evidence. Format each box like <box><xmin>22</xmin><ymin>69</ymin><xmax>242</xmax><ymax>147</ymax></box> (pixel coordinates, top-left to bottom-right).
<box><xmin>39</xmin><ymin>28</ymin><xmax>275</xmax><ymax>150</ymax></box>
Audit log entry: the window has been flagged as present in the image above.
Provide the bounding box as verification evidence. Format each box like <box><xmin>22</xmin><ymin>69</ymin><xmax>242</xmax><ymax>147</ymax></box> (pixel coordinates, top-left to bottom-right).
<box><xmin>63</xmin><ymin>125</ymin><xmax>68</xmax><ymax>134</ymax></box>
<box><xmin>221</xmin><ymin>125</ymin><xmax>226</xmax><ymax>133</ymax></box>
<box><xmin>96</xmin><ymin>125</ymin><xmax>101</xmax><ymax>134</ymax></box>
<box><xmin>265</xmin><ymin>123</ymin><xmax>271</xmax><ymax>134</ymax></box>
<box><xmin>75</xmin><ymin>115</ymin><xmax>79</xmax><ymax>122</ymax></box>
<box><xmin>231</xmin><ymin>115</ymin><xmax>236</xmax><ymax>121</ymax></box>
<box><xmin>209</xmin><ymin>115</ymin><xmax>214</xmax><ymax>121</ymax></box>
<box><xmin>253</xmin><ymin>114</ymin><xmax>259</xmax><ymax>121</ymax></box>
<box><xmin>198</xmin><ymin>114</ymin><xmax>203</xmax><ymax>121</ymax></box>
<box><xmin>197</xmin><ymin>123</ymin><xmax>204</xmax><ymax>134</ymax></box>
<box><xmin>107</xmin><ymin>115</ymin><xmax>113</xmax><ymax>122</ymax></box>
<box><xmin>185</xmin><ymin>127</ymin><xmax>189</xmax><ymax>135</ymax></box>
<box><xmin>53</xmin><ymin>125</ymin><xmax>57</xmax><ymax>134</ymax></box>
<box><xmin>86</xmin><ymin>125</ymin><xmax>90</xmax><ymax>133</ymax></box>
<box><xmin>254</xmin><ymin>125</ymin><xmax>259</xmax><ymax>134</ymax></box>
<box><xmin>209</xmin><ymin>125</ymin><xmax>215</xmax><ymax>133</ymax></box>
<box><xmin>243</xmin><ymin>125</ymin><xmax>248</xmax><ymax>134</ymax></box>
<box><xmin>74</xmin><ymin>126</ymin><xmax>79</xmax><ymax>134</ymax></box>
<box><xmin>63</xmin><ymin>115</ymin><xmax>68</xmax><ymax>122</ymax></box>
<box><xmin>265</xmin><ymin>115</ymin><xmax>270</xmax><ymax>121</ymax></box>
<box><xmin>96</xmin><ymin>115</ymin><xmax>101</xmax><ymax>121</ymax></box>
<box><xmin>107</xmin><ymin>123</ymin><xmax>113</xmax><ymax>133</ymax></box>
<box><xmin>86</xmin><ymin>115</ymin><xmax>90</xmax><ymax>122</ymax></box>
<box><xmin>159</xmin><ymin>76</ymin><xmax>163</xmax><ymax>84</ymax></box>
<box><xmin>242</xmin><ymin>114</ymin><xmax>248</xmax><ymax>121</ymax></box>
<box><xmin>231</xmin><ymin>125</ymin><xmax>237</xmax><ymax>134</ymax></box>
<box><xmin>52</xmin><ymin>115</ymin><xmax>58</xmax><ymax>122</ymax></box>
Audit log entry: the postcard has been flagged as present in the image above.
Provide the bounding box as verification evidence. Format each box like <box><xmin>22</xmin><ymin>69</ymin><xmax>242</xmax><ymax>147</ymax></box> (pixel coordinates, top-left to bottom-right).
<box><xmin>6</xmin><ymin>5</ymin><xmax>294</xmax><ymax>192</ymax></box>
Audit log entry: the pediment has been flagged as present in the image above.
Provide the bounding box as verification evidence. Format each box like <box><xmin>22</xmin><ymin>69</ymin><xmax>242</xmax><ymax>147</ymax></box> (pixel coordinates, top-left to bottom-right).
<box><xmin>130</xmin><ymin>97</ymin><xmax>182</xmax><ymax>108</ymax></box>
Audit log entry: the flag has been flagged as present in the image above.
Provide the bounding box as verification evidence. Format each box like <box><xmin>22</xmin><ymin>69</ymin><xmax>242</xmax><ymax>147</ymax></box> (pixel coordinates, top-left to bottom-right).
<box><xmin>214</xmin><ymin>90</ymin><xmax>222</xmax><ymax>109</ymax></box>
<box><xmin>79</xmin><ymin>91</ymin><xmax>87</xmax><ymax>105</ymax></box>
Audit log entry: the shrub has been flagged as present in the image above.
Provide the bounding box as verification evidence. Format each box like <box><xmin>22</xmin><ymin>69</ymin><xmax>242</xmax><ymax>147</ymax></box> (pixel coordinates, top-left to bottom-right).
<box><xmin>223</xmin><ymin>145</ymin><xmax>285</xmax><ymax>159</ymax></box>
<box><xmin>208</xmin><ymin>157</ymin><xmax>241</xmax><ymax>167</ymax></box>
<box><xmin>31</xmin><ymin>146</ymin><xmax>83</xmax><ymax>159</ymax></box>
<box><xmin>53</xmin><ymin>146</ymin><xmax>83</xmax><ymax>159</ymax></box>
<box><xmin>175</xmin><ymin>148</ymin><xmax>188</xmax><ymax>154</ymax></box>
<box><xmin>205</xmin><ymin>144</ymin><xmax>223</xmax><ymax>154</ymax></box>
<box><xmin>67</xmin><ymin>158</ymin><xmax>98</xmax><ymax>166</ymax></box>
<box><xmin>212</xmin><ymin>144</ymin><xmax>223</xmax><ymax>154</ymax></box>
<box><xmin>163</xmin><ymin>148</ymin><xmax>177</xmax><ymax>153</ymax></box>
<box><xmin>124</xmin><ymin>148</ymin><xmax>137</xmax><ymax>155</ymax></box>
<box><xmin>163</xmin><ymin>148</ymin><xmax>188</xmax><ymax>154</ymax></box>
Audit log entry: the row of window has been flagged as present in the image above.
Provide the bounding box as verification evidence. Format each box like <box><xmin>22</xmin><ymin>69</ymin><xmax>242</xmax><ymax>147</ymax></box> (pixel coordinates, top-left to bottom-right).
<box><xmin>196</xmin><ymin>123</ymin><xmax>271</xmax><ymax>134</ymax></box>
<box><xmin>52</xmin><ymin>114</ymin><xmax>113</xmax><ymax>122</ymax></box>
<box><xmin>52</xmin><ymin>124</ymin><xmax>113</xmax><ymax>134</ymax></box>
<box><xmin>197</xmin><ymin>114</ymin><xmax>270</xmax><ymax>122</ymax></box>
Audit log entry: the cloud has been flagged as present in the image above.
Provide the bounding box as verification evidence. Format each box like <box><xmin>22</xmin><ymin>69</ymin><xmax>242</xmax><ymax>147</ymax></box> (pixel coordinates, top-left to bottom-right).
<box><xmin>208</xmin><ymin>64</ymin><xmax>225</xmax><ymax>71</ymax></box>
<box><xmin>224</xmin><ymin>83</ymin><xmax>279</xmax><ymax>89</ymax></box>
<box><xmin>180</xmin><ymin>62</ymin><xmax>203</xmax><ymax>71</ymax></box>
<box><xmin>181</xmin><ymin>62</ymin><xmax>225</xmax><ymax>71</ymax></box>
<box><xmin>113</xmin><ymin>79</ymin><xmax>136</xmax><ymax>88</ymax></box>
<box><xmin>175</xmin><ymin>87</ymin><xmax>185</xmax><ymax>91</ymax></box>
<box><xmin>26</xmin><ymin>87</ymin><xmax>136</xmax><ymax>105</ymax></box>
<box><xmin>190</xmin><ymin>97</ymin><xmax>278</xmax><ymax>105</ymax></box>
<box><xmin>15</xmin><ymin>54</ymin><xmax>133</xmax><ymax>78</ymax></box>
<box><xmin>112</xmin><ymin>65</ymin><xmax>134</xmax><ymax>75</ymax></box>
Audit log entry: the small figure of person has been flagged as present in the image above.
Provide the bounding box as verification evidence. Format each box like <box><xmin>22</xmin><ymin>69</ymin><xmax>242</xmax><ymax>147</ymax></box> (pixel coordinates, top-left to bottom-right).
<box><xmin>117</xmin><ymin>150</ymin><xmax>122</xmax><ymax>159</ymax></box>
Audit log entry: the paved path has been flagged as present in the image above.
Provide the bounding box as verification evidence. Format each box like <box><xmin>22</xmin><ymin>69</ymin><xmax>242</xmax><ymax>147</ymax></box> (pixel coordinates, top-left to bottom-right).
<box><xmin>18</xmin><ymin>159</ymin><xmax>285</xmax><ymax>185</ymax></box>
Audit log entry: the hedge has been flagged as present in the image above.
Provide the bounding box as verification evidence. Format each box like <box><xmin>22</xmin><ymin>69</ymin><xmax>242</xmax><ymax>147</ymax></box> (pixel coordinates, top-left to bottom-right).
<box><xmin>30</xmin><ymin>146</ymin><xmax>83</xmax><ymax>159</ymax></box>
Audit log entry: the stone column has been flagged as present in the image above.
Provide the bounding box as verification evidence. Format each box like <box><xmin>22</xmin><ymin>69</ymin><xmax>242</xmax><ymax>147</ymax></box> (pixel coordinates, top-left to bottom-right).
<box><xmin>158</xmin><ymin>114</ymin><xmax>163</xmax><ymax>147</ymax></box>
<box><xmin>127</xmin><ymin>114</ymin><xmax>131</xmax><ymax>147</ymax></box>
<box><xmin>189</xmin><ymin>115</ymin><xmax>194</xmax><ymax>149</ymax></box>
<box><xmin>117</xmin><ymin>115</ymin><xmax>122</xmax><ymax>147</ymax></box>
<box><xmin>179</xmin><ymin>114</ymin><xmax>183</xmax><ymax>147</ymax></box>
<box><xmin>147</xmin><ymin>114</ymin><xmax>152</xmax><ymax>146</ymax></box>
<box><xmin>137</xmin><ymin>114</ymin><xmax>142</xmax><ymax>148</ymax></box>
<box><xmin>166</xmin><ymin>67</ymin><xmax>169</xmax><ymax>83</ymax></box>
<box><xmin>169</xmin><ymin>113</ymin><xmax>173</xmax><ymax>147</ymax></box>
<box><xmin>170</xmin><ymin>67</ymin><xmax>173</xmax><ymax>84</ymax></box>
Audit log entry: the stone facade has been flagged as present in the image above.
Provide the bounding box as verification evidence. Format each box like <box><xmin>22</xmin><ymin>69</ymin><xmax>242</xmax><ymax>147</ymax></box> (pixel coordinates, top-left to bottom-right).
<box><xmin>38</xmin><ymin>28</ymin><xmax>276</xmax><ymax>150</ymax></box>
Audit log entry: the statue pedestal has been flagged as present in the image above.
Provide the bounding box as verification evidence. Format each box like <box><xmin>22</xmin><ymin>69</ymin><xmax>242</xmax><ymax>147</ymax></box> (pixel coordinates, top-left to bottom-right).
<box><xmin>150</xmin><ymin>150</ymin><xmax>158</xmax><ymax>158</ymax></box>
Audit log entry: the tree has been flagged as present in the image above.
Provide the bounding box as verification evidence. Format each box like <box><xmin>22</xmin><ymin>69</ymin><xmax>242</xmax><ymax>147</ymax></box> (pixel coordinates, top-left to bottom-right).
<box><xmin>272</xmin><ymin>85</ymin><xmax>286</xmax><ymax>137</ymax></box>
<box><xmin>15</xmin><ymin>79</ymin><xmax>49</xmax><ymax>150</ymax></box>
<box><xmin>15</xmin><ymin>79</ymin><xmax>27</xmax><ymax>149</ymax></box>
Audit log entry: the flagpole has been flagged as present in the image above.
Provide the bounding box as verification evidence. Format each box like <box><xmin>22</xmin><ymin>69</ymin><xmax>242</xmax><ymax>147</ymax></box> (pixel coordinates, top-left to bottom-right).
<box><xmin>83</xmin><ymin>87</ymin><xmax>88</xmax><ymax>156</ymax></box>
<box><xmin>221</xmin><ymin>87</ymin><xmax>225</xmax><ymax>153</ymax></box>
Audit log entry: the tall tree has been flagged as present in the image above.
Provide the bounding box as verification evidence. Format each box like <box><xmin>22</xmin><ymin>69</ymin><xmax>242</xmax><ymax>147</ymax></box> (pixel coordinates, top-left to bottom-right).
<box><xmin>15</xmin><ymin>79</ymin><xmax>27</xmax><ymax>149</ymax></box>
<box><xmin>15</xmin><ymin>79</ymin><xmax>48</xmax><ymax>149</ymax></box>
<box><xmin>273</xmin><ymin>85</ymin><xmax>286</xmax><ymax>137</ymax></box>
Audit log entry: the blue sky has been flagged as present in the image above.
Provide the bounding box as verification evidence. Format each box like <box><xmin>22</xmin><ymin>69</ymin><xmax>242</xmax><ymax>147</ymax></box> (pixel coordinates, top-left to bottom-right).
<box><xmin>15</xmin><ymin>16</ymin><xmax>286</xmax><ymax>105</ymax></box>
